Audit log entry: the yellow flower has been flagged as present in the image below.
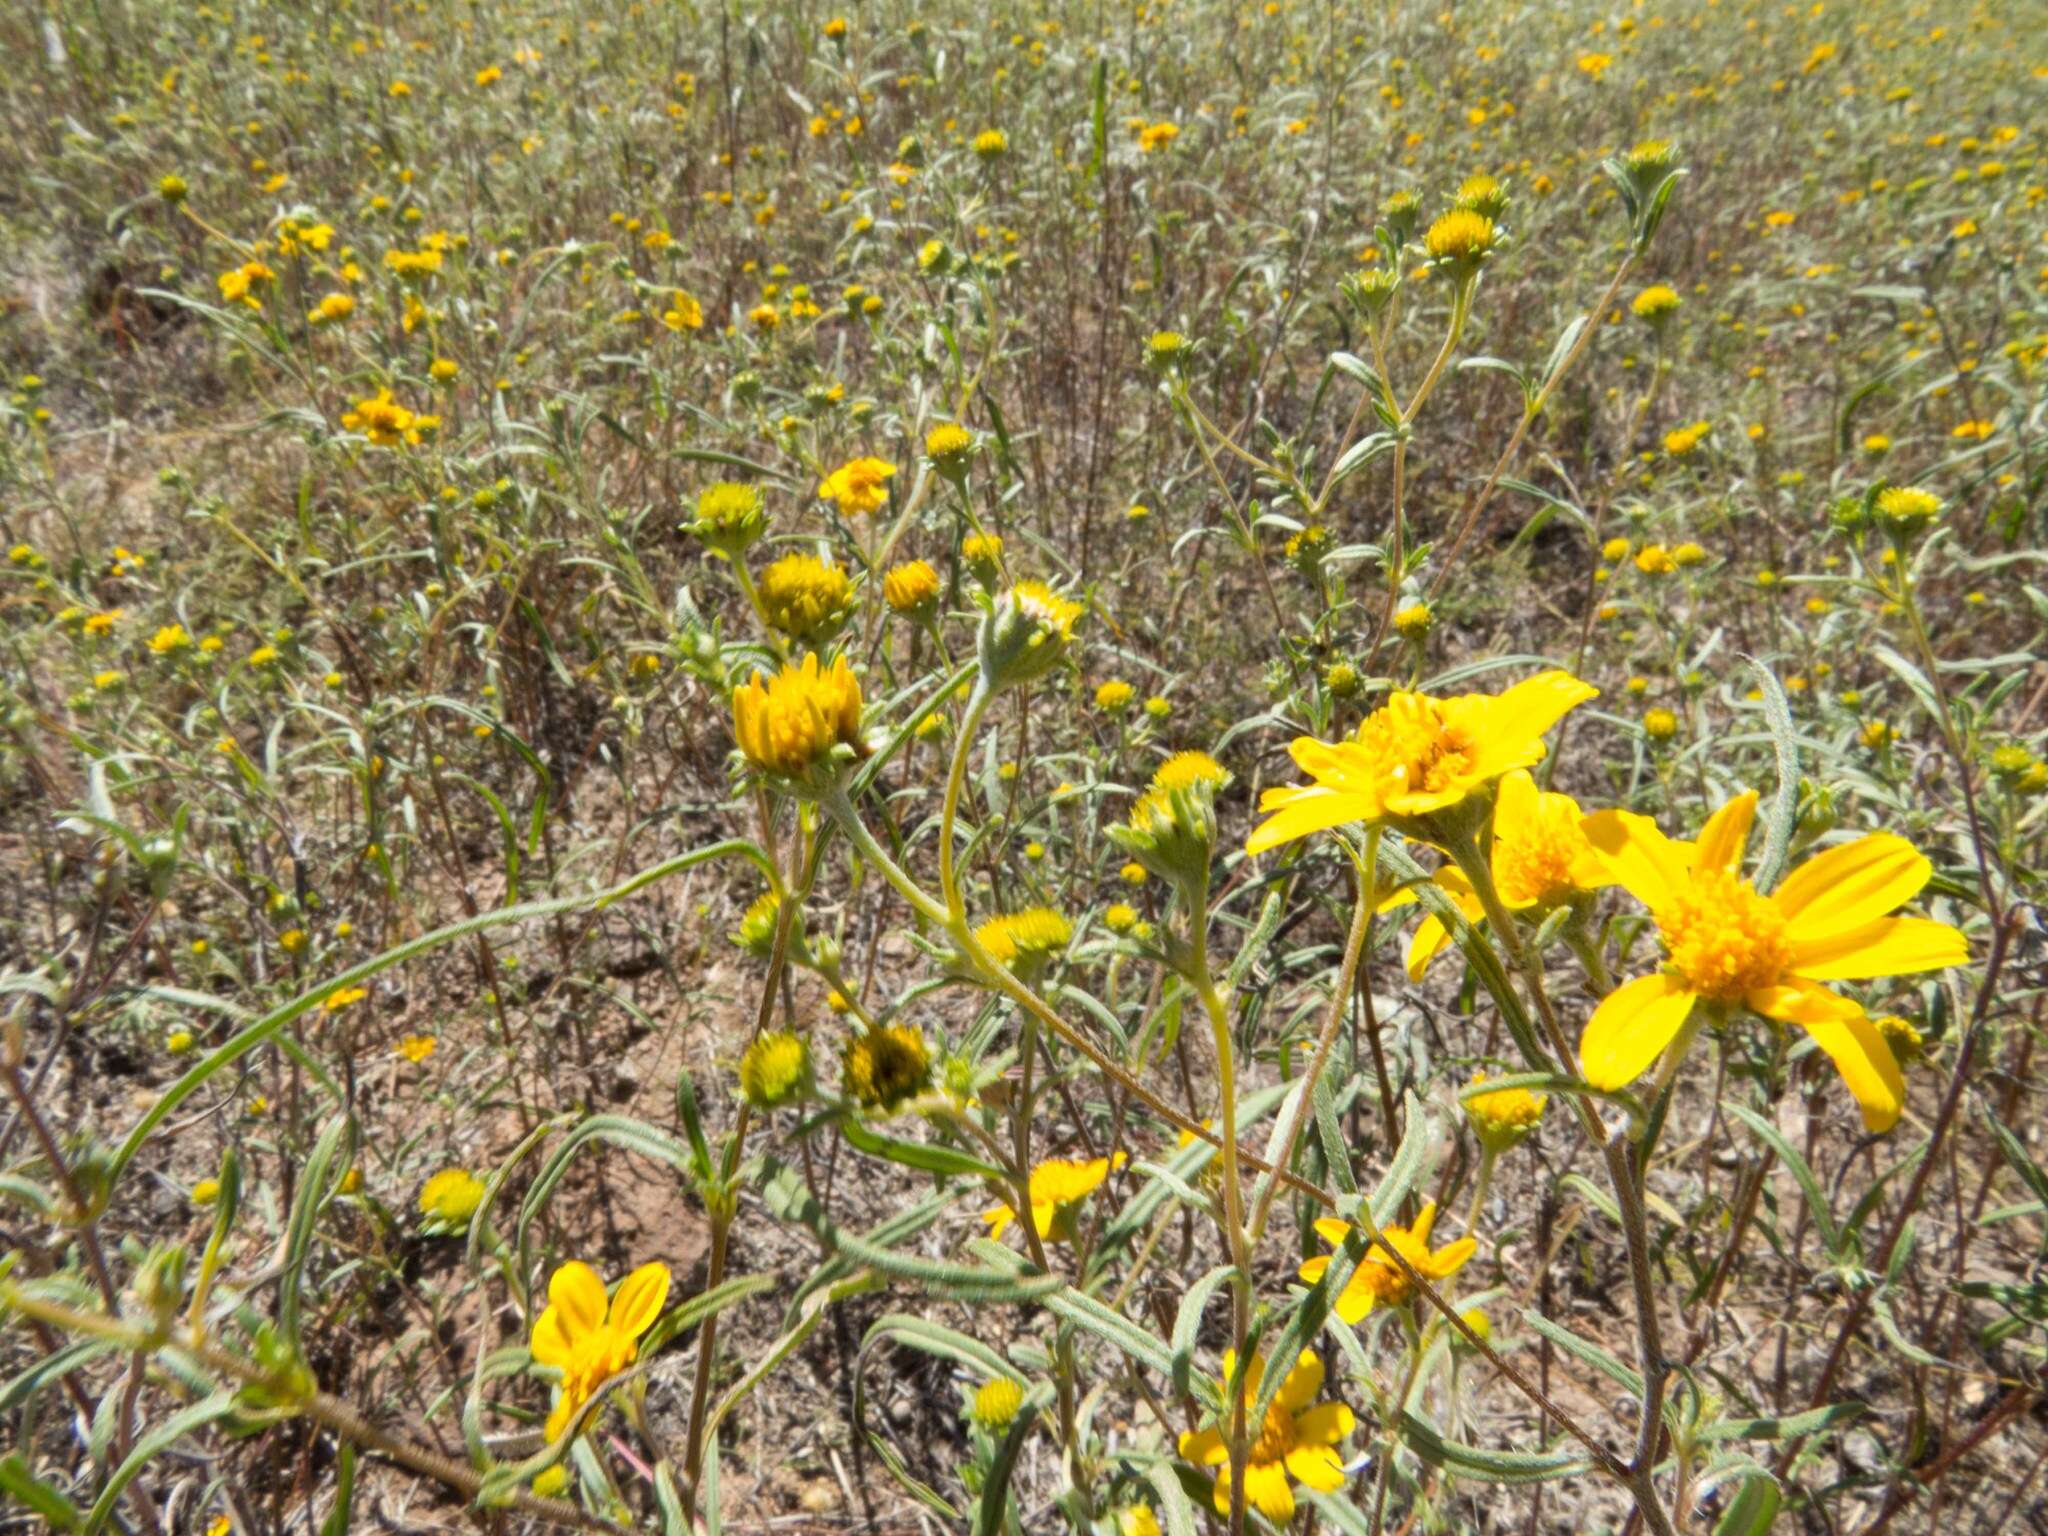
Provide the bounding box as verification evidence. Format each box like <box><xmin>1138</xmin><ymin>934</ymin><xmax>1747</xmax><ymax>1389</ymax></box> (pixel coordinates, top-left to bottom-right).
<box><xmin>1631</xmin><ymin>284</ymin><xmax>1681</xmax><ymax>321</ymax></box>
<box><xmin>397</xmin><ymin>1033</ymin><xmax>436</xmax><ymax>1061</ymax></box>
<box><xmin>1178</xmin><ymin>1350</ymin><xmax>1354</xmax><ymax>1521</ymax></box>
<box><xmin>1424</xmin><ymin>209</ymin><xmax>1496</xmax><ymax>263</ymax></box>
<box><xmin>757</xmin><ymin>551</ymin><xmax>855</xmax><ymax>642</ymax></box>
<box><xmin>983</xmin><ymin>1153</ymin><xmax>1122</xmax><ymax>1241</ymax></box>
<box><xmin>841</xmin><ymin>1023</ymin><xmax>931</xmax><ymax>1110</ymax></box>
<box><xmin>149</xmin><ymin>624</ymin><xmax>192</xmax><ymax>655</ymax></box>
<box><xmin>731</xmin><ymin>653</ymin><xmax>864</xmax><ymax>778</ymax></box>
<box><xmin>1394</xmin><ymin>769</ymin><xmax>1613</xmax><ymax>979</ymax></box>
<box><xmin>739</xmin><ymin>1030</ymin><xmax>811</xmax><ymax>1107</ymax></box>
<box><xmin>530</xmin><ymin>1261</ymin><xmax>670</xmax><ymax>1442</ymax></box>
<box><xmin>1393</xmin><ymin>602</ymin><xmax>1432</xmax><ymax>637</ymax></box>
<box><xmin>925</xmin><ymin>422</ymin><xmax>976</xmax><ymax>474</ymax></box>
<box><xmin>1663</xmin><ymin>421</ymin><xmax>1712</xmax><ymax>457</ymax></box>
<box><xmin>1247</xmin><ymin>671</ymin><xmax>1596</xmax><ymax>852</ymax></box>
<box><xmin>1464</xmin><ymin>1072</ymin><xmax>1547</xmax><ymax>1151</ymax></box>
<box><xmin>342</xmin><ymin>389</ymin><xmax>436</xmax><ymax>448</ymax></box>
<box><xmin>662</xmin><ymin>291</ymin><xmax>705</xmax><ymax>331</ymax></box>
<box><xmin>1579</xmin><ymin>792</ymin><xmax>1969</xmax><ymax>1130</ymax></box>
<box><xmin>419</xmin><ymin>1168</ymin><xmax>486</xmax><ymax>1224</ymax></box>
<box><xmin>971</xmin><ymin>1376</ymin><xmax>1025</xmax><ymax>1426</ymax></box>
<box><xmin>962</xmin><ymin>531</ymin><xmax>1004</xmax><ymax>573</ymax></box>
<box><xmin>1298</xmin><ymin>1202</ymin><xmax>1476</xmax><ymax>1323</ymax></box>
<box><xmin>216</xmin><ymin>261</ymin><xmax>275</xmax><ymax>308</ymax></box>
<box><xmin>1138</xmin><ymin>121</ymin><xmax>1180</xmax><ymax>153</ymax></box>
<box><xmin>972</xmin><ymin>128</ymin><xmax>1009</xmax><ymax>159</ymax></box>
<box><xmin>818</xmin><ymin>456</ymin><xmax>896</xmax><ymax>516</ymax></box>
<box><xmin>883</xmin><ymin>559</ymin><xmax>941</xmax><ymax>615</ymax></box>
<box><xmin>1643</xmin><ymin>707</ymin><xmax>1679</xmax><ymax>739</ymax></box>
<box><xmin>309</xmin><ymin>292</ymin><xmax>355</xmax><ymax>325</ymax></box>
<box><xmin>192</xmin><ymin>1178</ymin><xmax>222</xmax><ymax>1206</ymax></box>
<box><xmin>1094</xmin><ymin>678</ymin><xmax>1135</xmax><ymax>713</ymax></box>
<box><xmin>1875</xmin><ymin>486</ymin><xmax>1941</xmax><ymax>534</ymax></box>
<box><xmin>975</xmin><ymin>906</ymin><xmax>1072</xmax><ymax>967</ymax></box>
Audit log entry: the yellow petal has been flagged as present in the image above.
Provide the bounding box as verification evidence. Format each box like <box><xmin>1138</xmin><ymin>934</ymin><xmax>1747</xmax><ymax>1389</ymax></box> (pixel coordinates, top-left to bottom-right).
<box><xmin>1286</xmin><ymin>1441</ymin><xmax>1348</xmax><ymax>1492</ymax></box>
<box><xmin>1746</xmin><ymin>982</ymin><xmax>1862</xmax><ymax>1024</ymax></box>
<box><xmin>1246</xmin><ymin>785</ymin><xmax>1367</xmax><ymax>855</ymax></box>
<box><xmin>1798</xmin><ymin>1009</ymin><xmax>1906</xmax><ymax>1133</ymax></box>
<box><xmin>1179</xmin><ymin>1424</ymin><xmax>1227</xmax><ymax>1467</ymax></box>
<box><xmin>1297</xmin><ymin>1254</ymin><xmax>1332</xmax><ymax>1286</ymax></box>
<box><xmin>1332</xmin><ymin>1276</ymin><xmax>1376</xmax><ymax>1326</ymax></box>
<box><xmin>1427</xmin><ymin>1235</ymin><xmax>1478</xmax><ymax>1279</ymax></box>
<box><xmin>1410</xmin><ymin>1200</ymin><xmax>1438</xmax><ymax>1243</ymax></box>
<box><xmin>1312</xmin><ymin>1217</ymin><xmax>1354</xmax><ymax>1246</ymax></box>
<box><xmin>546</xmin><ymin>1261</ymin><xmax>609</xmax><ymax>1342</ymax></box>
<box><xmin>1241</xmin><ymin>1459</ymin><xmax>1297</xmax><ymax>1522</ymax></box>
<box><xmin>1582</xmin><ymin>809</ymin><xmax>1688</xmax><ymax>912</ymax></box>
<box><xmin>1277</xmin><ymin>1349</ymin><xmax>1324</xmax><ymax>1410</ymax></box>
<box><xmin>1579</xmin><ymin>973</ymin><xmax>1698</xmax><ymax>1089</ymax></box>
<box><xmin>1406</xmin><ymin>911</ymin><xmax>1455</xmax><ymax>982</ymax></box>
<box><xmin>1469</xmin><ymin>671</ymin><xmax>1599</xmax><ymax>776</ymax></box>
<box><xmin>530</xmin><ymin>1304</ymin><xmax>574</xmax><ymax>1368</ymax></box>
<box><xmin>608</xmin><ymin>1261</ymin><xmax>671</xmax><ymax>1339</ymax></box>
<box><xmin>1789</xmin><ymin>917</ymin><xmax>1968</xmax><ymax>981</ymax></box>
<box><xmin>1694</xmin><ymin>791</ymin><xmax>1758</xmax><ymax>876</ymax></box>
<box><xmin>1774</xmin><ymin>833</ymin><xmax>1931</xmax><ymax>942</ymax></box>
<box><xmin>1493</xmin><ymin>768</ymin><xmax>1539</xmax><ymax>838</ymax></box>
<box><xmin>1293</xmin><ymin>1402</ymin><xmax>1356</xmax><ymax>1447</ymax></box>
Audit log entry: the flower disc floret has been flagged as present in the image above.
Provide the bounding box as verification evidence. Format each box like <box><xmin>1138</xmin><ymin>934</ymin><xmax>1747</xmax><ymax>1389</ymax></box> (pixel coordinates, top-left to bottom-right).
<box><xmin>841</xmin><ymin>1023</ymin><xmax>931</xmax><ymax>1110</ymax></box>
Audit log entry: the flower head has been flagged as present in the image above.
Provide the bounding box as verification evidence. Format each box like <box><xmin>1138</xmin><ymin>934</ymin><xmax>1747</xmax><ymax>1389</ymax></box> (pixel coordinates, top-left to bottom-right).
<box><xmin>984</xmin><ymin>1153</ymin><xmax>1122</xmax><ymax>1242</ymax></box>
<box><xmin>1298</xmin><ymin>1202</ymin><xmax>1476</xmax><ymax>1323</ymax></box>
<box><xmin>1393</xmin><ymin>770</ymin><xmax>1612</xmax><ymax>979</ymax></box>
<box><xmin>530</xmin><ymin>1261</ymin><xmax>670</xmax><ymax>1442</ymax></box>
<box><xmin>971</xmin><ymin>1376</ymin><xmax>1025</xmax><ymax>1427</ymax></box>
<box><xmin>1579</xmin><ymin>792</ymin><xmax>1969</xmax><ymax>1130</ymax></box>
<box><xmin>1875</xmin><ymin>485</ymin><xmax>1941</xmax><ymax>537</ymax></box>
<box><xmin>841</xmin><ymin>1023</ymin><xmax>931</xmax><ymax>1110</ymax></box>
<box><xmin>975</xmin><ymin>907</ymin><xmax>1072</xmax><ymax>970</ymax></box>
<box><xmin>419</xmin><ymin>1168</ymin><xmax>486</xmax><ymax>1226</ymax></box>
<box><xmin>739</xmin><ymin>1030</ymin><xmax>812</xmax><ymax>1108</ymax></box>
<box><xmin>731</xmin><ymin>653</ymin><xmax>864</xmax><ymax>779</ymax></box>
<box><xmin>818</xmin><ymin>456</ymin><xmax>896</xmax><ymax>516</ymax></box>
<box><xmin>1247</xmin><ymin>671</ymin><xmax>1596</xmax><ymax>851</ymax></box>
<box><xmin>979</xmin><ymin>581</ymin><xmax>1082</xmax><ymax>689</ymax></box>
<box><xmin>883</xmin><ymin>558</ymin><xmax>941</xmax><ymax>617</ymax></box>
<box><xmin>342</xmin><ymin>389</ymin><xmax>438</xmax><ymax>448</ymax></box>
<box><xmin>1463</xmin><ymin>1072</ymin><xmax>1547</xmax><ymax>1152</ymax></box>
<box><xmin>1424</xmin><ymin>209</ymin><xmax>1497</xmax><ymax>265</ymax></box>
<box><xmin>925</xmin><ymin>422</ymin><xmax>976</xmax><ymax>477</ymax></box>
<box><xmin>690</xmin><ymin>482</ymin><xmax>766</xmax><ymax>557</ymax></box>
<box><xmin>1178</xmin><ymin>1350</ymin><xmax>1355</xmax><ymax>1521</ymax></box>
<box><xmin>1632</xmin><ymin>283</ymin><xmax>1681</xmax><ymax>322</ymax></box>
<box><xmin>756</xmin><ymin>552</ymin><xmax>855</xmax><ymax>642</ymax></box>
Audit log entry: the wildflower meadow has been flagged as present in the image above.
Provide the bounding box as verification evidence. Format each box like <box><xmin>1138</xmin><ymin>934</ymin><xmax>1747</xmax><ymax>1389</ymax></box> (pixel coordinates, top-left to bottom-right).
<box><xmin>2</xmin><ymin>1</ymin><xmax>2044</xmax><ymax>1532</ymax></box>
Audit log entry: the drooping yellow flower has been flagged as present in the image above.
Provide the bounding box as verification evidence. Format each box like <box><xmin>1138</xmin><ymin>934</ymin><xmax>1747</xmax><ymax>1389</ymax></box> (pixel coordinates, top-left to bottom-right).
<box><xmin>530</xmin><ymin>1261</ymin><xmax>670</xmax><ymax>1442</ymax></box>
<box><xmin>1177</xmin><ymin>1350</ymin><xmax>1354</xmax><ymax>1521</ymax></box>
<box><xmin>883</xmin><ymin>558</ymin><xmax>941</xmax><ymax>615</ymax></box>
<box><xmin>419</xmin><ymin>1168</ymin><xmax>485</xmax><ymax>1224</ymax></box>
<box><xmin>1578</xmin><ymin>792</ymin><xmax>1968</xmax><ymax>1130</ymax></box>
<box><xmin>1298</xmin><ymin>1201</ymin><xmax>1476</xmax><ymax>1324</ymax></box>
<box><xmin>817</xmin><ymin>456</ymin><xmax>896</xmax><ymax>515</ymax></box>
<box><xmin>1246</xmin><ymin>671</ymin><xmax>1596</xmax><ymax>852</ymax></box>
<box><xmin>730</xmin><ymin>653</ymin><xmax>864</xmax><ymax>778</ymax></box>
<box><xmin>1397</xmin><ymin>770</ymin><xmax>1614</xmax><ymax>979</ymax></box>
<box><xmin>975</xmin><ymin>906</ymin><xmax>1072</xmax><ymax>967</ymax></box>
<box><xmin>983</xmin><ymin>1153</ymin><xmax>1123</xmax><ymax>1241</ymax></box>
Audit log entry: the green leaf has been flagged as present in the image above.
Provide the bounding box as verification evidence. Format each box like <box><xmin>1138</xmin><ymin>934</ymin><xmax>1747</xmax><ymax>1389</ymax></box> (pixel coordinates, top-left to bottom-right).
<box><xmin>1725</xmin><ymin>1103</ymin><xmax>1841</xmax><ymax>1259</ymax></box>
<box><xmin>84</xmin><ymin>1392</ymin><xmax>239</xmax><ymax>1534</ymax></box>
<box><xmin>1171</xmin><ymin>1265</ymin><xmax>1237</xmax><ymax>1398</ymax></box>
<box><xmin>318</xmin><ymin>1444</ymin><xmax>356</xmax><ymax>1536</ymax></box>
<box><xmin>1711</xmin><ymin>1474</ymin><xmax>1781</xmax><ymax>1536</ymax></box>
<box><xmin>1699</xmin><ymin>1400</ymin><xmax>1863</xmax><ymax>1443</ymax></box>
<box><xmin>0</xmin><ymin>1454</ymin><xmax>79</xmax><ymax>1529</ymax></box>
<box><xmin>1519</xmin><ymin>1309</ymin><xmax>1643</xmax><ymax>1396</ymax></box>
<box><xmin>838</xmin><ymin>1116</ymin><xmax>1007</xmax><ymax>1181</ymax></box>
<box><xmin>1393</xmin><ymin>1410</ymin><xmax>1588</xmax><ymax>1483</ymax></box>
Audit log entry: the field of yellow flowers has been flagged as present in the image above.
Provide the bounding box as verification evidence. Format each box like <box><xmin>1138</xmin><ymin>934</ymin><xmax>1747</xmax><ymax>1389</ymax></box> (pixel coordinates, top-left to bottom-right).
<box><xmin>1</xmin><ymin>0</ymin><xmax>2043</xmax><ymax>1532</ymax></box>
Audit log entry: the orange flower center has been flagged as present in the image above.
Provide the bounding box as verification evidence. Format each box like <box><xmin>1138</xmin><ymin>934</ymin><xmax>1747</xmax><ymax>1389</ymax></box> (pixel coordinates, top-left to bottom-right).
<box><xmin>1356</xmin><ymin>694</ymin><xmax>1474</xmax><ymax>800</ymax></box>
<box><xmin>1249</xmin><ymin>1401</ymin><xmax>1297</xmax><ymax>1464</ymax></box>
<box><xmin>1495</xmin><ymin>801</ymin><xmax>1587</xmax><ymax>907</ymax></box>
<box><xmin>1656</xmin><ymin>871</ymin><xmax>1789</xmax><ymax>1002</ymax></box>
